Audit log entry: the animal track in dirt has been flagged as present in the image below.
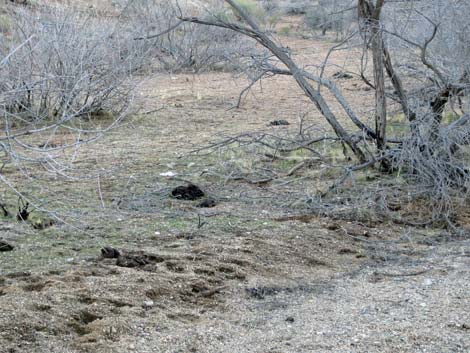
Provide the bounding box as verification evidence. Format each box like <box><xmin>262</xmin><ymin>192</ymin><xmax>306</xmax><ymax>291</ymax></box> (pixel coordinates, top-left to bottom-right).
<box><xmin>18</xmin><ymin>275</ymin><xmax>48</xmax><ymax>292</ymax></box>
<box><xmin>67</xmin><ymin>308</ymin><xmax>105</xmax><ymax>338</ymax></box>
<box><xmin>165</xmin><ymin>261</ymin><xmax>187</xmax><ymax>273</ymax></box>
<box><xmin>22</xmin><ymin>281</ymin><xmax>47</xmax><ymax>292</ymax></box>
<box><xmin>193</xmin><ymin>266</ymin><xmax>216</xmax><ymax>277</ymax></box>
<box><xmin>5</xmin><ymin>271</ymin><xmax>31</xmax><ymax>279</ymax></box>
<box><xmin>32</xmin><ymin>303</ymin><xmax>52</xmax><ymax>312</ymax></box>
<box><xmin>245</xmin><ymin>283</ymin><xmax>332</xmax><ymax>300</ymax></box>
<box><xmin>166</xmin><ymin>311</ymin><xmax>200</xmax><ymax>323</ymax></box>
<box><xmin>98</xmin><ymin>249</ymin><xmax>165</xmax><ymax>269</ymax></box>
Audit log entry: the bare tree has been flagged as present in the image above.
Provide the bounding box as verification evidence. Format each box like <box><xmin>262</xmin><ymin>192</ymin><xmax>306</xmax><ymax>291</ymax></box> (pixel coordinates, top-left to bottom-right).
<box><xmin>180</xmin><ymin>0</ymin><xmax>470</xmax><ymax>225</ymax></box>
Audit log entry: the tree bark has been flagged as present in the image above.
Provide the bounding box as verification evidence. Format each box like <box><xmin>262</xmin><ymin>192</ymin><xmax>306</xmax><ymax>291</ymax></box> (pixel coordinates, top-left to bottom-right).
<box><xmin>359</xmin><ymin>0</ymin><xmax>388</xmax><ymax>164</ymax></box>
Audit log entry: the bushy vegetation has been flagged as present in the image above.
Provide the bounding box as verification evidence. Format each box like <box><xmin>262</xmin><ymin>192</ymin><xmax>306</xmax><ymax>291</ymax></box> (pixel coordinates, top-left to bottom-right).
<box><xmin>303</xmin><ymin>0</ymin><xmax>355</xmax><ymax>39</ymax></box>
<box><xmin>113</xmin><ymin>0</ymin><xmax>261</xmax><ymax>73</ymax></box>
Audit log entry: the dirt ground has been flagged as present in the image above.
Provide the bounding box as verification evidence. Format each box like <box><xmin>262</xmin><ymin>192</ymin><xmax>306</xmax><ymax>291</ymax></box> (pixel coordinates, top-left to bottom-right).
<box><xmin>1</xmin><ymin>12</ymin><xmax>469</xmax><ymax>353</ymax></box>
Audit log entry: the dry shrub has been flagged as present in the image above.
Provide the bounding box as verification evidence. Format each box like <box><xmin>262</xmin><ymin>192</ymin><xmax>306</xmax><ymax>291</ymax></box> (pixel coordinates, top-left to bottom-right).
<box><xmin>0</xmin><ymin>3</ymin><xmax>150</xmax><ymax>180</ymax></box>
<box><xmin>115</xmin><ymin>0</ymin><xmax>261</xmax><ymax>72</ymax></box>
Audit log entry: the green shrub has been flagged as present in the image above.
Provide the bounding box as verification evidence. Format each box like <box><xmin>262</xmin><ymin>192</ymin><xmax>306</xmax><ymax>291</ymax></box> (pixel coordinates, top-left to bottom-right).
<box><xmin>0</xmin><ymin>15</ymin><xmax>12</xmax><ymax>34</ymax></box>
<box><xmin>231</xmin><ymin>0</ymin><xmax>267</xmax><ymax>23</ymax></box>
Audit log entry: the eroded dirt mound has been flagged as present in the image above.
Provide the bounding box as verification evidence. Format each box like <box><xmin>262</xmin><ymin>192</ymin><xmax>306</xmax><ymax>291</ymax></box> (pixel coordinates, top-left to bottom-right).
<box><xmin>1</xmin><ymin>219</ymin><xmax>468</xmax><ymax>353</ymax></box>
<box><xmin>0</xmin><ymin>219</ymin><xmax>344</xmax><ymax>352</ymax></box>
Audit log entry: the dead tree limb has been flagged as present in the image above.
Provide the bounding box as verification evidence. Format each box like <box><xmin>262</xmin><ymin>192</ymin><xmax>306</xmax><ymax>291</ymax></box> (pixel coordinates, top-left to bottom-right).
<box><xmin>180</xmin><ymin>0</ymin><xmax>368</xmax><ymax>163</ymax></box>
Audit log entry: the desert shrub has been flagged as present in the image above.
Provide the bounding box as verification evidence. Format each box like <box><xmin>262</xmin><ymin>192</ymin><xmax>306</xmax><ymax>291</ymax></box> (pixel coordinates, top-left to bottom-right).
<box><xmin>391</xmin><ymin>113</ymin><xmax>470</xmax><ymax>223</ymax></box>
<box><xmin>0</xmin><ymin>3</ymin><xmax>149</xmax><ymax>181</ymax></box>
<box><xmin>279</xmin><ymin>0</ymin><xmax>311</xmax><ymax>15</ymax></box>
<box><xmin>0</xmin><ymin>14</ymin><xmax>11</xmax><ymax>33</ymax></box>
<box><xmin>113</xmin><ymin>0</ymin><xmax>261</xmax><ymax>73</ymax></box>
<box><xmin>0</xmin><ymin>5</ymin><xmax>145</xmax><ymax>124</ymax></box>
<box><xmin>304</xmin><ymin>9</ymin><xmax>326</xmax><ymax>32</ymax></box>
<box><xmin>303</xmin><ymin>0</ymin><xmax>355</xmax><ymax>39</ymax></box>
<box><xmin>231</xmin><ymin>0</ymin><xmax>267</xmax><ymax>22</ymax></box>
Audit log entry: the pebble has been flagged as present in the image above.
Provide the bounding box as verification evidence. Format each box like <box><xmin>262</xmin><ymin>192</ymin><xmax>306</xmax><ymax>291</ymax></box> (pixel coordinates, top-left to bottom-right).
<box><xmin>142</xmin><ymin>300</ymin><xmax>154</xmax><ymax>310</ymax></box>
<box><xmin>423</xmin><ymin>278</ymin><xmax>433</xmax><ymax>286</ymax></box>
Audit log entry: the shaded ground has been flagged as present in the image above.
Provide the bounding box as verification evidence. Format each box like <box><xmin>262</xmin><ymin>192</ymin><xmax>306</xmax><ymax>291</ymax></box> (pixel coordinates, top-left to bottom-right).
<box><xmin>0</xmin><ymin>23</ymin><xmax>469</xmax><ymax>353</ymax></box>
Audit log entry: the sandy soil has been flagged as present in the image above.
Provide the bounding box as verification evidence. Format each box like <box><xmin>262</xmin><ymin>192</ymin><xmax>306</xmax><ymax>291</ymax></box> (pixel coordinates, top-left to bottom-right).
<box><xmin>0</xmin><ymin>9</ymin><xmax>469</xmax><ymax>353</ymax></box>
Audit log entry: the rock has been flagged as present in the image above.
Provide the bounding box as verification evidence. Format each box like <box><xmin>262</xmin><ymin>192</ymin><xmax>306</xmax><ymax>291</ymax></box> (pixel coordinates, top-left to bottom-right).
<box><xmin>101</xmin><ymin>247</ymin><xmax>121</xmax><ymax>259</ymax></box>
<box><xmin>171</xmin><ymin>184</ymin><xmax>205</xmax><ymax>200</ymax></box>
<box><xmin>142</xmin><ymin>300</ymin><xmax>154</xmax><ymax>310</ymax></box>
<box><xmin>116</xmin><ymin>254</ymin><xmax>149</xmax><ymax>268</ymax></box>
<box><xmin>0</xmin><ymin>240</ymin><xmax>14</xmax><ymax>252</ymax></box>
<box><xmin>423</xmin><ymin>278</ymin><xmax>433</xmax><ymax>286</ymax></box>
<box><xmin>269</xmin><ymin>119</ymin><xmax>290</xmax><ymax>126</ymax></box>
<box><xmin>326</xmin><ymin>222</ymin><xmax>340</xmax><ymax>230</ymax></box>
<box><xmin>197</xmin><ymin>198</ymin><xmax>217</xmax><ymax>208</ymax></box>
<box><xmin>32</xmin><ymin>218</ymin><xmax>55</xmax><ymax>230</ymax></box>
<box><xmin>159</xmin><ymin>171</ymin><xmax>177</xmax><ymax>177</ymax></box>
<box><xmin>338</xmin><ymin>248</ymin><xmax>358</xmax><ymax>255</ymax></box>
<box><xmin>332</xmin><ymin>71</ymin><xmax>353</xmax><ymax>79</ymax></box>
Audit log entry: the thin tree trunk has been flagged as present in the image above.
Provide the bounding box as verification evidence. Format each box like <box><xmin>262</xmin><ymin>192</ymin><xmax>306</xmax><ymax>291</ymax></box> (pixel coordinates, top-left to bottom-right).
<box><xmin>371</xmin><ymin>22</ymin><xmax>387</xmax><ymax>152</ymax></box>
<box><xmin>359</xmin><ymin>0</ymin><xmax>388</xmax><ymax>165</ymax></box>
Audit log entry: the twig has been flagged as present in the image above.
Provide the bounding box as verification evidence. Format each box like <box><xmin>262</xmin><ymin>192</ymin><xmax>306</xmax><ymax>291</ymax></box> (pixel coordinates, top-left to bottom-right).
<box><xmin>97</xmin><ymin>174</ymin><xmax>106</xmax><ymax>209</ymax></box>
<box><xmin>134</xmin><ymin>21</ymin><xmax>183</xmax><ymax>40</ymax></box>
<box><xmin>373</xmin><ymin>269</ymin><xmax>429</xmax><ymax>277</ymax></box>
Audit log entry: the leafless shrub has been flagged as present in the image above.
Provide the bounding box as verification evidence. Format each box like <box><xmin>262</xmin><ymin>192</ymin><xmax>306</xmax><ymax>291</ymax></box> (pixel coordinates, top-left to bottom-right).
<box><xmin>116</xmin><ymin>0</ymin><xmax>261</xmax><ymax>72</ymax></box>
<box><xmin>389</xmin><ymin>113</ymin><xmax>470</xmax><ymax>224</ymax></box>
<box><xmin>0</xmin><ymin>4</ymin><xmax>148</xmax><ymax>184</ymax></box>
<box><xmin>270</xmin><ymin>0</ymin><xmax>311</xmax><ymax>15</ymax></box>
<box><xmin>180</xmin><ymin>0</ymin><xmax>470</xmax><ymax>227</ymax></box>
<box><xmin>303</xmin><ymin>0</ymin><xmax>356</xmax><ymax>39</ymax></box>
<box><xmin>1</xmin><ymin>6</ymin><xmax>145</xmax><ymax>120</ymax></box>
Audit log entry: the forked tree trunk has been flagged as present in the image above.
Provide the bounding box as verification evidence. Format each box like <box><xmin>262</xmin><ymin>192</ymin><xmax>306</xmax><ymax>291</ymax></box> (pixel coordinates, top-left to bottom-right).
<box><xmin>359</xmin><ymin>0</ymin><xmax>387</xmax><ymax>162</ymax></box>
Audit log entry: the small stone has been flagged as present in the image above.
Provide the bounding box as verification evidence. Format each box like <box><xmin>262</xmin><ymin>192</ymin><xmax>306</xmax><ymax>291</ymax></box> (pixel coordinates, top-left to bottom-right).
<box><xmin>197</xmin><ymin>198</ymin><xmax>217</xmax><ymax>208</ymax></box>
<box><xmin>332</xmin><ymin>71</ymin><xmax>354</xmax><ymax>79</ymax></box>
<box><xmin>159</xmin><ymin>171</ymin><xmax>177</xmax><ymax>177</ymax></box>
<box><xmin>269</xmin><ymin>119</ymin><xmax>290</xmax><ymax>126</ymax></box>
<box><xmin>326</xmin><ymin>222</ymin><xmax>340</xmax><ymax>230</ymax></box>
<box><xmin>142</xmin><ymin>300</ymin><xmax>154</xmax><ymax>310</ymax></box>
<box><xmin>285</xmin><ymin>316</ymin><xmax>295</xmax><ymax>323</ymax></box>
<box><xmin>101</xmin><ymin>247</ymin><xmax>121</xmax><ymax>259</ymax></box>
<box><xmin>0</xmin><ymin>240</ymin><xmax>14</xmax><ymax>252</ymax></box>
